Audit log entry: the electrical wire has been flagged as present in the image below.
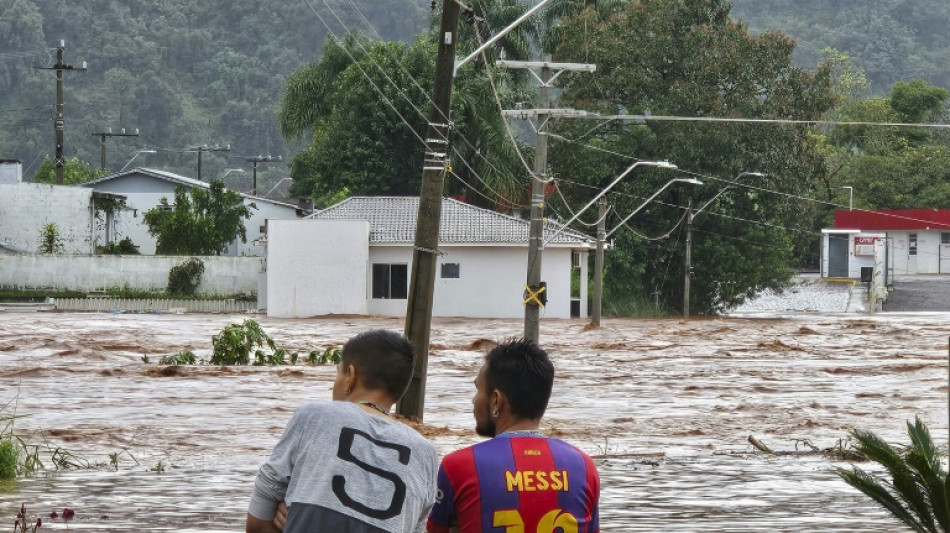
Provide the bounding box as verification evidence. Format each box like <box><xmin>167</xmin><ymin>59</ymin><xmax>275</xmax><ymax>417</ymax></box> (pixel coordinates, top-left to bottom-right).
<box><xmin>337</xmin><ymin>0</ymin><xmax>529</xmax><ymax>206</ymax></box>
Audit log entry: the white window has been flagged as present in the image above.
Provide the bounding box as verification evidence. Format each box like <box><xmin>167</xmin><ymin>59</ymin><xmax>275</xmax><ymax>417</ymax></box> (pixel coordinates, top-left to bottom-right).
<box><xmin>909</xmin><ymin>233</ymin><xmax>918</xmax><ymax>256</ymax></box>
<box><xmin>372</xmin><ymin>264</ymin><xmax>408</xmax><ymax>299</ymax></box>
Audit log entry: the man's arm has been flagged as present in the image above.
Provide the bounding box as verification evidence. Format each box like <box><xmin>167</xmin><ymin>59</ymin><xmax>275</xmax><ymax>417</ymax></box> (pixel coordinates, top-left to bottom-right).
<box><xmin>246</xmin><ymin>513</ymin><xmax>280</xmax><ymax>533</ymax></box>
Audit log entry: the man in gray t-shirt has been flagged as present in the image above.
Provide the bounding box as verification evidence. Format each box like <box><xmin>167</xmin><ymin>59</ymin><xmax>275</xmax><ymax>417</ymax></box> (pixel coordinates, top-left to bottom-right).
<box><xmin>246</xmin><ymin>330</ymin><xmax>438</xmax><ymax>533</ymax></box>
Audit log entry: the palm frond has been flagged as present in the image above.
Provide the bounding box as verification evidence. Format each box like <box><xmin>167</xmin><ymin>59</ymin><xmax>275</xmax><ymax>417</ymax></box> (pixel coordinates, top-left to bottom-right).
<box><xmin>836</xmin><ymin>466</ymin><xmax>932</xmax><ymax>533</ymax></box>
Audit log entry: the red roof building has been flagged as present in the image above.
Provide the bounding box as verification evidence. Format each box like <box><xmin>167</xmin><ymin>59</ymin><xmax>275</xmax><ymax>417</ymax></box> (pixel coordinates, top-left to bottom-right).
<box><xmin>835</xmin><ymin>209</ymin><xmax>950</xmax><ymax>231</ymax></box>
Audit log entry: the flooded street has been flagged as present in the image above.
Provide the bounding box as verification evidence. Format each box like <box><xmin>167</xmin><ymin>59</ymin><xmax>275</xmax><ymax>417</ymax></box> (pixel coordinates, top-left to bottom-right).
<box><xmin>1</xmin><ymin>311</ymin><xmax>947</xmax><ymax>531</ymax></box>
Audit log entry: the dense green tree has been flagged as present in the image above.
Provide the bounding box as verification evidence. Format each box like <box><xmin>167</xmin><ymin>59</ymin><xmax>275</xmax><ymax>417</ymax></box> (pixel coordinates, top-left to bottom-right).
<box><xmin>32</xmin><ymin>155</ymin><xmax>105</xmax><ymax>184</ymax></box>
<box><xmin>143</xmin><ymin>180</ymin><xmax>255</xmax><ymax>255</ymax></box>
<box><xmin>550</xmin><ymin>0</ymin><xmax>836</xmax><ymax>314</ymax></box>
<box><xmin>278</xmin><ymin>29</ymin><xmax>531</xmax><ymax>208</ymax></box>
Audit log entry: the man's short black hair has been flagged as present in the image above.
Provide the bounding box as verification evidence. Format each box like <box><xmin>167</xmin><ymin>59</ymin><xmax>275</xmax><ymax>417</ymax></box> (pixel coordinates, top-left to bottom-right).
<box><xmin>342</xmin><ymin>330</ymin><xmax>416</xmax><ymax>400</ymax></box>
<box><xmin>484</xmin><ymin>339</ymin><xmax>554</xmax><ymax>420</ymax></box>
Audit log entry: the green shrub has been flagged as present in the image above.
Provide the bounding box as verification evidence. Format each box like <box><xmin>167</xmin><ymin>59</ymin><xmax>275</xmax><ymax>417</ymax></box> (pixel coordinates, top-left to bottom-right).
<box><xmin>210</xmin><ymin>319</ymin><xmax>276</xmax><ymax>365</ymax></box>
<box><xmin>159</xmin><ymin>350</ymin><xmax>198</xmax><ymax>365</ymax></box>
<box><xmin>0</xmin><ymin>438</ymin><xmax>16</xmax><ymax>479</ymax></box>
<box><xmin>105</xmin><ymin>285</ymin><xmax>165</xmax><ymax>299</ymax></box>
<box><xmin>308</xmin><ymin>347</ymin><xmax>342</xmax><ymax>365</ymax></box>
<box><xmin>37</xmin><ymin>223</ymin><xmax>64</xmax><ymax>254</ymax></box>
<box><xmin>167</xmin><ymin>258</ymin><xmax>205</xmax><ymax>295</ymax></box>
<box><xmin>97</xmin><ymin>237</ymin><xmax>140</xmax><ymax>255</ymax></box>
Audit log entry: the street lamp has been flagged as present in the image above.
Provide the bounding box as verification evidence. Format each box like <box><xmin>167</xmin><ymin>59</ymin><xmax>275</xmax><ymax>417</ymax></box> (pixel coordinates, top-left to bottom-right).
<box><xmin>219</xmin><ymin>168</ymin><xmax>245</xmax><ymax>183</ymax></box>
<box><xmin>683</xmin><ymin>171</ymin><xmax>766</xmax><ymax>317</ymax></box>
<box><xmin>545</xmin><ymin>160</ymin><xmax>678</xmax><ymax>245</ymax></box>
<box><xmin>840</xmin><ymin>186</ymin><xmax>853</xmax><ymax>210</ymax></box>
<box><xmin>118</xmin><ymin>149</ymin><xmax>156</xmax><ymax>172</ymax></box>
<box><xmin>591</xmin><ymin>174</ymin><xmax>701</xmax><ymax>325</ymax></box>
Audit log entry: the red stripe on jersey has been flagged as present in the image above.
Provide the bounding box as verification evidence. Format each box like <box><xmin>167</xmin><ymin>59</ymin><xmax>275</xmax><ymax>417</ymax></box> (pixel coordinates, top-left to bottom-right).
<box><xmin>506</xmin><ymin>437</ymin><xmax>559</xmax><ymax>528</ymax></box>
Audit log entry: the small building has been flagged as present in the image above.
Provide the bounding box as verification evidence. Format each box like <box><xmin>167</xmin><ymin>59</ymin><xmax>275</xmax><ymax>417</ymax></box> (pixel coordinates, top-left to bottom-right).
<box><xmin>81</xmin><ymin>168</ymin><xmax>304</xmax><ymax>256</ymax></box>
<box><xmin>823</xmin><ymin>209</ymin><xmax>950</xmax><ymax>276</ymax></box>
<box><xmin>265</xmin><ymin>196</ymin><xmax>594</xmax><ymax>319</ymax></box>
<box><xmin>0</xmin><ymin>160</ymin><xmax>123</xmax><ymax>254</ymax></box>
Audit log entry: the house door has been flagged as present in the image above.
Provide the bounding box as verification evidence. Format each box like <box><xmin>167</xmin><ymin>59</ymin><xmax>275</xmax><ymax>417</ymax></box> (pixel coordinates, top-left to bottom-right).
<box><xmin>941</xmin><ymin>232</ymin><xmax>950</xmax><ymax>273</ymax></box>
<box><xmin>907</xmin><ymin>233</ymin><xmax>918</xmax><ymax>274</ymax></box>
<box><xmin>828</xmin><ymin>234</ymin><xmax>849</xmax><ymax>277</ymax></box>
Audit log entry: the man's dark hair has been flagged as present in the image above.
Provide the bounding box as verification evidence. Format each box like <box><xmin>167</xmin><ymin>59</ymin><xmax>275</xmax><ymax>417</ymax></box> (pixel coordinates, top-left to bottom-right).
<box><xmin>342</xmin><ymin>330</ymin><xmax>416</xmax><ymax>400</ymax></box>
<box><xmin>484</xmin><ymin>339</ymin><xmax>554</xmax><ymax>420</ymax></box>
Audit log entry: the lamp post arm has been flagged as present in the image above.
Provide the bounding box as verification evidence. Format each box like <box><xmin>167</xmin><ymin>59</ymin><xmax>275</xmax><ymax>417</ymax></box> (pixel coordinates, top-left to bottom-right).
<box><xmin>455</xmin><ymin>0</ymin><xmax>556</xmax><ymax>72</ymax></box>
<box><xmin>545</xmin><ymin>161</ymin><xmax>672</xmax><ymax>244</ymax></box>
<box><xmin>605</xmin><ymin>180</ymin><xmax>677</xmax><ymax>239</ymax></box>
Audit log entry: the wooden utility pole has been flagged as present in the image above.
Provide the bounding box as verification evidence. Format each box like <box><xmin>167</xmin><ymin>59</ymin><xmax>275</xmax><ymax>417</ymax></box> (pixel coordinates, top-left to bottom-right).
<box><xmin>91</xmin><ymin>128</ymin><xmax>139</xmax><ymax>171</ymax></box>
<box><xmin>247</xmin><ymin>155</ymin><xmax>282</xmax><ymax>195</ymax></box>
<box><xmin>189</xmin><ymin>144</ymin><xmax>230</xmax><ymax>181</ymax></box>
<box><xmin>398</xmin><ymin>0</ymin><xmax>461</xmax><ymax>420</ymax></box>
<box><xmin>498</xmin><ymin>58</ymin><xmax>595</xmax><ymax>343</ymax></box>
<box><xmin>35</xmin><ymin>41</ymin><xmax>85</xmax><ymax>185</ymax></box>
<box><xmin>592</xmin><ymin>197</ymin><xmax>607</xmax><ymax>326</ymax></box>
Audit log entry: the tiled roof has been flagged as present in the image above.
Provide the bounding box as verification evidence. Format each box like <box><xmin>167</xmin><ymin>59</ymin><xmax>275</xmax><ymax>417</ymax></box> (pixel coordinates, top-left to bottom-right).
<box><xmin>307</xmin><ymin>196</ymin><xmax>593</xmax><ymax>245</ymax></box>
<box><xmin>81</xmin><ymin>168</ymin><xmax>298</xmax><ymax>209</ymax></box>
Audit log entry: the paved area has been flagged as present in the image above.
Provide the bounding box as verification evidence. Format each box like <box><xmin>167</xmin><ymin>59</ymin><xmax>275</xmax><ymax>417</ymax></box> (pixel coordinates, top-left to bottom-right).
<box><xmin>883</xmin><ymin>275</ymin><xmax>950</xmax><ymax>312</ymax></box>
<box><xmin>729</xmin><ymin>275</ymin><xmax>862</xmax><ymax>314</ymax></box>
<box><xmin>730</xmin><ymin>274</ymin><xmax>950</xmax><ymax>315</ymax></box>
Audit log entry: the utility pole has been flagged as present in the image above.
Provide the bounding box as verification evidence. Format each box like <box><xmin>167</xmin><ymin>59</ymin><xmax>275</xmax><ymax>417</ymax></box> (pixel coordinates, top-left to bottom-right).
<box><xmin>398</xmin><ymin>0</ymin><xmax>461</xmax><ymax>420</ymax></box>
<box><xmin>683</xmin><ymin>199</ymin><xmax>694</xmax><ymax>318</ymax></box>
<box><xmin>189</xmin><ymin>144</ymin><xmax>230</xmax><ymax>181</ymax></box>
<box><xmin>91</xmin><ymin>128</ymin><xmax>139</xmax><ymax>171</ymax></box>
<box><xmin>498</xmin><ymin>58</ymin><xmax>596</xmax><ymax>343</ymax></box>
<box><xmin>525</xmin><ymin>56</ymin><xmax>551</xmax><ymax>343</ymax></box>
<box><xmin>247</xmin><ymin>155</ymin><xmax>282</xmax><ymax>195</ymax></box>
<box><xmin>592</xmin><ymin>197</ymin><xmax>607</xmax><ymax>326</ymax></box>
<box><xmin>35</xmin><ymin>41</ymin><xmax>86</xmax><ymax>185</ymax></box>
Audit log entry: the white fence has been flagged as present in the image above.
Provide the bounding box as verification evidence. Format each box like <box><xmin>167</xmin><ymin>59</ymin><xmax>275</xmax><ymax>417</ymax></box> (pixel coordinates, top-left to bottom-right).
<box><xmin>0</xmin><ymin>254</ymin><xmax>262</xmax><ymax>295</ymax></box>
<box><xmin>52</xmin><ymin>297</ymin><xmax>258</xmax><ymax>313</ymax></box>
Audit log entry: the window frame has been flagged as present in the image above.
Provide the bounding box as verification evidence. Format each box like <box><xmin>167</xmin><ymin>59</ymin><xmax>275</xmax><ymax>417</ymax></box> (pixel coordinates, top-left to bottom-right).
<box><xmin>371</xmin><ymin>263</ymin><xmax>408</xmax><ymax>300</ymax></box>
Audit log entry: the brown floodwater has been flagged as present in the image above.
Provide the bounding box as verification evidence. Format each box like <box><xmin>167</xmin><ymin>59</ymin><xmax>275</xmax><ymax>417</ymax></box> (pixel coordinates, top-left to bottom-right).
<box><xmin>1</xmin><ymin>311</ymin><xmax>947</xmax><ymax>531</ymax></box>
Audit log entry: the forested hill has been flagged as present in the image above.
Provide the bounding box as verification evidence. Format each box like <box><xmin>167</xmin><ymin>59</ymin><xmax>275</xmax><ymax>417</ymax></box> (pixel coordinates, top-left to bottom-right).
<box><xmin>730</xmin><ymin>0</ymin><xmax>950</xmax><ymax>94</ymax></box>
<box><xmin>2</xmin><ymin>0</ymin><xmax>949</xmax><ymax>189</ymax></box>
<box><xmin>0</xmin><ymin>0</ymin><xmax>430</xmax><ymax>190</ymax></box>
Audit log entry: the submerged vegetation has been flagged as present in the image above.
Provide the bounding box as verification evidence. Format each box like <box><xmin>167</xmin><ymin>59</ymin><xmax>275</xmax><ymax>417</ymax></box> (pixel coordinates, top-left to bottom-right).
<box><xmin>142</xmin><ymin>320</ymin><xmax>341</xmax><ymax>367</ymax></box>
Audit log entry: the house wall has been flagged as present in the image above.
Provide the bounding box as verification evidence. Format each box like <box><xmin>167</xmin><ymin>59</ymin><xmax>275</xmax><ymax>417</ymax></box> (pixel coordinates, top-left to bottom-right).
<box><xmin>0</xmin><ymin>183</ymin><xmax>95</xmax><ymax>254</ymax></box>
<box><xmin>821</xmin><ymin>232</ymin><xmax>886</xmax><ymax>278</ymax></box>
<box><xmin>367</xmin><ymin>244</ymin><xmax>577</xmax><ymax>319</ymax></box>
<box><xmin>86</xmin><ymin>175</ymin><xmax>297</xmax><ymax>256</ymax></box>
<box><xmin>0</xmin><ymin>254</ymin><xmax>261</xmax><ymax>294</ymax></box>
<box><xmin>266</xmin><ymin>219</ymin><xmax>370</xmax><ymax>317</ymax></box>
<box><xmin>888</xmin><ymin>230</ymin><xmax>943</xmax><ymax>275</ymax></box>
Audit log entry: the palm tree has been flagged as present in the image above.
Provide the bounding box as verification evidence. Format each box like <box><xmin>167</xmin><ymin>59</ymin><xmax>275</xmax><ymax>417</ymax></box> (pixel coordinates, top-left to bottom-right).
<box><xmin>836</xmin><ymin>416</ymin><xmax>949</xmax><ymax>532</ymax></box>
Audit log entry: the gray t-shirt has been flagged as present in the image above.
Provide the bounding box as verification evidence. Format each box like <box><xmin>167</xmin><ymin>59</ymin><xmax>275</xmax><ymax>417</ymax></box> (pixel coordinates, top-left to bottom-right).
<box><xmin>248</xmin><ymin>401</ymin><xmax>438</xmax><ymax>533</ymax></box>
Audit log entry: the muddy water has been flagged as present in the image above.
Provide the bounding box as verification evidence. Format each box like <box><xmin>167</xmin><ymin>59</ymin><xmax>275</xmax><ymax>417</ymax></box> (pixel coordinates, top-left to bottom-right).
<box><xmin>0</xmin><ymin>312</ymin><xmax>946</xmax><ymax>531</ymax></box>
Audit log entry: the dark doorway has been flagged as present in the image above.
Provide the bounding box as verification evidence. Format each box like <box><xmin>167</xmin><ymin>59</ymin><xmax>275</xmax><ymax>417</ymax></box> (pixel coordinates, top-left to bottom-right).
<box><xmin>828</xmin><ymin>234</ymin><xmax>850</xmax><ymax>277</ymax></box>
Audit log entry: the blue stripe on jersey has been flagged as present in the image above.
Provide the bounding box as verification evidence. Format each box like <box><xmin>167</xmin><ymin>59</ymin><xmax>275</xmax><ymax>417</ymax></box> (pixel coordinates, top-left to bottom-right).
<box><xmin>473</xmin><ymin>437</ymin><xmax>520</xmax><ymax>531</ymax></box>
<box><xmin>549</xmin><ymin>438</ymin><xmax>592</xmax><ymax>525</ymax></box>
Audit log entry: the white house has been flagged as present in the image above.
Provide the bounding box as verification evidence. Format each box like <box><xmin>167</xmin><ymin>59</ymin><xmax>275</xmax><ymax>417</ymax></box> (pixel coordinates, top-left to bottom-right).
<box><xmin>265</xmin><ymin>196</ymin><xmax>594</xmax><ymax>319</ymax></box>
<box><xmin>81</xmin><ymin>168</ymin><xmax>303</xmax><ymax>256</ymax></box>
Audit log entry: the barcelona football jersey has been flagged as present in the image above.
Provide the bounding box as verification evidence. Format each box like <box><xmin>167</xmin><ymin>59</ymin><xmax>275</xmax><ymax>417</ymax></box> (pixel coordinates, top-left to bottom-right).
<box><xmin>427</xmin><ymin>434</ymin><xmax>600</xmax><ymax>533</ymax></box>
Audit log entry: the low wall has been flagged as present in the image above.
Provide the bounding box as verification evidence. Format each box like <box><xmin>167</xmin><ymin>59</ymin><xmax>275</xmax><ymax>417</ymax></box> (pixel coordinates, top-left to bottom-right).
<box><xmin>0</xmin><ymin>254</ymin><xmax>262</xmax><ymax>295</ymax></box>
<box><xmin>52</xmin><ymin>297</ymin><xmax>258</xmax><ymax>313</ymax></box>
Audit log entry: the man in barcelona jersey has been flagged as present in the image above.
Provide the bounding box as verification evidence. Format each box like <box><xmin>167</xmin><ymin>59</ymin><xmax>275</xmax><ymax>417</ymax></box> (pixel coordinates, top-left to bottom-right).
<box><xmin>427</xmin><ymin>339</ymin><xmax>600</xmax><ymax>533</ymax></box>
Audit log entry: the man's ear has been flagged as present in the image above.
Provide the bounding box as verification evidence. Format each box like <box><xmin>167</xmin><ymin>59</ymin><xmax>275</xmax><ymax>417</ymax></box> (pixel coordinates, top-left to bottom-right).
<box><xmin>344</xmin><ymin>363</ymin><xmax>359</xmax><ymax>392</ymax></box>
<box><xmin>490</xmin><ymin>389</ymin><xmax>506</xmax><ymax>414</ymax></box>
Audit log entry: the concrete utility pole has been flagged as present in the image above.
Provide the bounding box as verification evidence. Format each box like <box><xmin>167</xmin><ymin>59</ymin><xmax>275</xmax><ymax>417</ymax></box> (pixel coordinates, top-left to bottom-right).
<box><xmin>498</xmin><ymin>58</ymin><xmax>595</xmax><ymax>343</ymax></box>
<box><xmin>91</xmin><ymin>128</ymin><xmax>139</xmax><ymax>171</ymax></box>
<box><xmin>247</xmin><ymin>155</ymin><xmax>282</xmax><ymax>195</ymax></box>
<box><xmin>592</xmin><ymin>197</ymin><xmax>607</xmax><ymax>326</ymax></box>
<box><xmin>35</xmin><ymin>41</ymin><xmax>86</xmax><ymax>185</ymax></box>
<box><xmin>189</xmin><ymin>144</ymin><xmax>230</xmax><ymax>181</ymax></box>
<box><xmin>398</xmin><ymin>0</ymin><xmax>461</xmax><ymax>420</ymax></box>
<box><xmin>683</xmin><ymin>198</ymin><xmax>694</xmax><ymax>317</ymax></box>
